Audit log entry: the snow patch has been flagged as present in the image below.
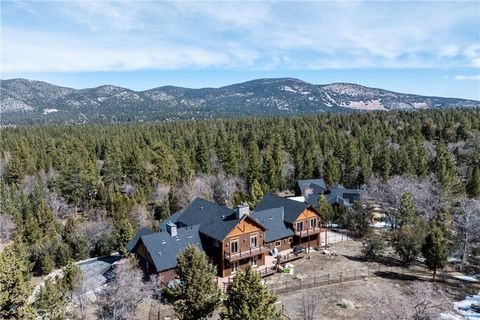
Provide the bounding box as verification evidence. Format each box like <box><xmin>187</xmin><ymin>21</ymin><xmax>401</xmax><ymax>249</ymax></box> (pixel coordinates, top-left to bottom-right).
<box><xmin>413</xmin><ymin>102</ymin><xmax>430</xmax><ymax>109</ymax></box>
<box><xmin>43</xmin><ymin>108</ymin><xmax>58</xmax><ymax>115</ymax></box>
<box><xmin>343</xmin><ymin>99</ymin><xmax>387</xmax><ymax>111</ymax></box>
<box><xmin>454</xmin><ymin>275</ymin><xmax>479</xmax><ymax>283</ymax></box>
<box><xmin>453</xmin><ymin>292</ymin><xmax>480</xmax><ymax>318</ymax></box>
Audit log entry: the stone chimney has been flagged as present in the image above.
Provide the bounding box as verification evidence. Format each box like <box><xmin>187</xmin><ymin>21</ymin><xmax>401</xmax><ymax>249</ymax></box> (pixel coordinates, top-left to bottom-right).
<box><xmin>236</xmin><ymin>204</ymin><xmax>250</xmax><ymax>219</ymax></box>
<box><xmin>166</xmin><ymin>222</ymin><xmax>177</xmax><ymax>237</ymax></box>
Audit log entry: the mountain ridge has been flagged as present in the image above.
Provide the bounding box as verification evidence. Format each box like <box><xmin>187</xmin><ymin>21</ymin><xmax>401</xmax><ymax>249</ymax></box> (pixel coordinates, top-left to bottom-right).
<box><xmin>1</xmin><ymin>77</ymin><xmax>479</xmax><ymax>125</ymax></box>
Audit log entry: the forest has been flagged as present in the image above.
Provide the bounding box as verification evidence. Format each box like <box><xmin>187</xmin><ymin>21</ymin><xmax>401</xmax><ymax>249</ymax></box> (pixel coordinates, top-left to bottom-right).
<box><xmin>1</xmin><ymin>108</ymin><xmax>480</xmax><ymax>318</ymax></box>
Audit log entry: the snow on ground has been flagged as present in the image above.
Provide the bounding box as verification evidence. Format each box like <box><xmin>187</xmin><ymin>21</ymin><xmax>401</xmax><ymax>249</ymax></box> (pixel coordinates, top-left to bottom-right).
<box><xmin>43</xmin><ymin>108</ymin><xmax>58</xmax><ymax>114</ymax></box>
<box><xmin>454</xmin><ymin>275</ymin><xmax>479</xmax><ymax>283</ymax></box>
<box><xmin>370</xmin><ymin>221</ymin><xmax>393</xmax><ymax>229</ymax></box>
<box><xmin>454</xmin><ymin>292</ymin><xmax>480</xmax><ymax>318</ymax></box>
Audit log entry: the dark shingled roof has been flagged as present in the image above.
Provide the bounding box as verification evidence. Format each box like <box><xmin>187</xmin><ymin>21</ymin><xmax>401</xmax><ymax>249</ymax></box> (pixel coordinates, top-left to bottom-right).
<box><xmin>136</xmin><ymin>224</ymin><xmax>203</xmax><ymax>273</ymax></box>
<box><xmin>126</xmin><ymin>227</ymin><xmax>154</xmax><ymax>252</ymax></box>
<box><xmin>254</xmin><ymin>194</ymin><xmax>310</xmax><ymax>224</ymax></box>
<box><xmin>176</xmin><ymin>198</ymin><xmax>265</xmax><ymax>242</ymax></box>
<box><xmin>158</xmin><ymin>211</ymin><xmax>183</xmax><ymax>231</ymax></box>
<box><xmin>297</xmin><ymin>179</ymin><xmax>326</xmax><ymax>196</ymax></box>
<box><xmin>251</xmin><ymin>207</ymin><xmax>294</xmax><ymax>243</ymax></box>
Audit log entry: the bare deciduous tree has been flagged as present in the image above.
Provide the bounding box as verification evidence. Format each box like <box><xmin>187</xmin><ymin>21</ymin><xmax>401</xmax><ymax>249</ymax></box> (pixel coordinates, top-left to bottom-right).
<box><xmin>297</xmin><ymin>290</ymin><xmax>321</xmax><ymax>320</ymax></box>
<box><xmin>95</xmin><ymin>259</ymin><xmax>149</xmax><ymax>320</ymax></box>
<box><xmin>363</xmin><ymin>175</ymin><xmax>442</xmax><ymax>228</ymax></box>
<box><xmin>411</xmin><ymin>281</ymin><xmax>448</xmax><ymax>320</ymax></box>
<box><xmin>0</xmin><ymin>213</ymin><xmax>15</xmax><ymax>243</ymax></box>
<box><xmin>453</xmin><ymin>198</ymin><xmax>480</xmax><ymax>270</ymax></box>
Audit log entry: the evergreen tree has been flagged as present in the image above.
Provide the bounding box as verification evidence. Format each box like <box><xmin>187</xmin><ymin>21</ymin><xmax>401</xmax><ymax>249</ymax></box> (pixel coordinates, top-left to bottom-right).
<box><xmin>196</xmin><ymin>138</ymin><xmax>211</xmax><ymax>174</ymax></box>
<box><xmin>34</xmin><ymin>277</ymin><xmax>66</xmax><ymax>320</ymax></box>
<box><xmin>115</xmin><ymin>218</ymin><xmax>134</xmax><ymax>254</ymax></box>
<box><xmin>398</xmin><ymin>192</ymin><xmax>417</xmax><ymax>227</ymax></box>
<box><xmin>249</xmin><ymin>179</ymin><xmax>264</xmax><ymax>208</ymax></box>
<box><xmin>434</xmin><ymin>142</ymin><xmax>463</xmax><ymax>196</ymax></box>
<box><xmin>0</xmin><ymin>244</ymin><xmax>33</xmax><ymax>319</ymax></box>
<box><xmin>466</xmin><ymin>164</ymin><xmax>480</xmax><ymax>199</ymax></box>
<box><xmin>343</xmin><ymin>141</ymin><xmax>359</xmax><ymax>187</ymax></box>
<box><xmin>221</xmin><ymin>266</ymin><xmax>282</xmax><ymax>320</ymax></box>
<box><xmin>171</xmin><ymin>246</ymin><xmax>221</xmax><ymax>320</ymax></box>
<box><xmin>316</xmin><ymin>194</ymin><xmax>333</xmax><ymax>224</ymax></box>
<box><xmin>415</xmin><ymin>142</ymin><xmax>430</xmax><ymax>178</ymax></box>
<box><xmin>246</xmin><ymin>141</ymin><xmax>261</xmax><ymax>186</ymax></box>
<box><xmin>421</xmin><ymin>225</ymin><xmax>448</xmax><ymax>282</ymax></box>
<box><xmin>392</xmin><ymin>226</ymin><xmax>425</xmax><ymax>266</ymax></box>
<box><xmin>324</xmin><ymin>154</ymin><xmax>341</xmax><ymax>186</ymax></box>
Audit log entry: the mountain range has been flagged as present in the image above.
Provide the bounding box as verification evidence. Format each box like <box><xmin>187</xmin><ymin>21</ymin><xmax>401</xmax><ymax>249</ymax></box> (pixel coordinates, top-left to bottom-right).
<box><xmin>1</xmin><ymin>78</ymin><xmax>478</xmax><ymax>125</ymax></box>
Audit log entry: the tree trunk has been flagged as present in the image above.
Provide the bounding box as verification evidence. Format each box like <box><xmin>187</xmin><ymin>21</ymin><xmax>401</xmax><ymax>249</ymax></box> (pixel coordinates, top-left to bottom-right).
<box><xmin>432</xmin><ymin>267</ymin><xmax>437</xmax><ymax>282</ymax></box>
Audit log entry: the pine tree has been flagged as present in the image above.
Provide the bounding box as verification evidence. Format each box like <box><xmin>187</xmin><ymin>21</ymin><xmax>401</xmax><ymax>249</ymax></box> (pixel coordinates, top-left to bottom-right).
<box><xmin>421</xmin><ymin>225</ymin><xmax>448</xmax><ymax>282</ymax></box>
<box><xmin>171</xmin><ymin>246</ymin><xmax>221</xmax><ymax>320</ymax></box>
<box><xmin>115</xmin><ymin>218</ymin><xmax>134</xmax><ymax>254</ymax></box>
<box><xmin>249</xmin><ymin>179</ymin><xmax>264</xmax><ymax>208</ymax></box>
<box><xmin>221</xmin><ymin>266</ymin><xmax>282</xmax><ymax>320</ymax></box>
<box><xmin>247</xmin><ymin>141</ymin><xmax>261</xmax><ymax>186</ymax></box>
<box><xmin>434</xmin><ymin>142</ymin><xmax>463</xmax><ymax>196</ymax></box>
<box><xmin>415</xmin><ymin>142</ymin><xmax>430</xmax><ymax>178</ymax></box>
<box><xmin>343</xmin><ymin>140</ymin><xmax>358</xmax><ymax>187</ymax></box>
<box><xmin>316</xmin><ymin>194</ymin><xmax>333</xmax><ymax>224</ymax></box>
<box><xmin>34</xmin><ymin>277</ymin><xmax>66</xmax><ymax>320</ymax></box>
<box><xmin>393</xmin><ymin>226</ymin><xmax>425</xmax><ymax>266</ymax></box>
<box><xmin>398</xmin><ymin>192</ymin><xmax>417</xmax><ymax>227</ymax></box>
<box><xmin>0</xmin><ymin>244</ymin><xmax>33</xmax><ymax>319</ymax></box>
<box><xmin>195</xmin><ymin>138</ymin><xmax>211</xmax><ymax>174</ymax></box>
<box><xmin>466</xmin><ymin>164</ymin><xmax>480</xmax><ymax>199</ymax></box>
<box><xmin>324</xmin><ymin>154</ymin><xmax>341</xmax><ymax>186</ymax></box>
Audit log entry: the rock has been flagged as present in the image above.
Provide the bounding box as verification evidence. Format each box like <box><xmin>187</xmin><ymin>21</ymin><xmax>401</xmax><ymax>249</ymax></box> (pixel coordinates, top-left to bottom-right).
<box><xmin>339</xmin><ymin>299</ymin><xmax>355</xmax><ymax>309</ymax></box>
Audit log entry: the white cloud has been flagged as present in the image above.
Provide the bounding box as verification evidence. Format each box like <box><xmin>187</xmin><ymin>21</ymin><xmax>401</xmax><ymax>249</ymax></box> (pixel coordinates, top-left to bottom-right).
<box><xmin>454</xmin><ymin>75</ymin><xmax>480</xmax><ymax>81</ymax></box>
<box><xmin>3</xmin><ymin>1</ymin><xmax>480</xmax><ymax>73</ymax></box>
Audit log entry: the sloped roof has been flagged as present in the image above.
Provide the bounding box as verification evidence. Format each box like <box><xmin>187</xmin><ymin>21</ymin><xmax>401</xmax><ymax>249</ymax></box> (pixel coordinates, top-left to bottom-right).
<box><xmin>176</xmin><ymin>198</ymin><xmax>265</xmax><ymax>241</ymax></box>
<box><xmin>296</xmin><ymin>179</ymin><xmax>326</xmax><ymax>196</ymax></box>
<box><xmin>126</xmin><ymin>227</ymin><xmax>154</xmax><ymax>252</ymax></box>
<box><xmin>135</xmin><ymin>225</ymin><xmax>203</xmax><ymax>273</ymax></box>
<box><xmin>251</xmin><ymin>207</ymin><xmax>294</xmax><ymax>243</ymax></box>
<box><xmin>254</xmin><ymin>194</ymin><xmax>311</xmax><ymax>224</ymax></box>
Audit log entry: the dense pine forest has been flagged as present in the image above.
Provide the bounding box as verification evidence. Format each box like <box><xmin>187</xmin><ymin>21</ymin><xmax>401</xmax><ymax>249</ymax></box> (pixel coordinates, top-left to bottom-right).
<box><xmin>1</xmin><ymin>109</ymin><xmax>480</xmax><ymax>277</ymax></box>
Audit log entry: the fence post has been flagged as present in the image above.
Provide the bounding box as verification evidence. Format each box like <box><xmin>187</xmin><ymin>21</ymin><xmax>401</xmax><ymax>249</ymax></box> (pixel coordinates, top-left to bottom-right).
<box><xmin>354</xmin><ymin>269</ymin><xmax>357</xmax><ymax>280</ymax></box>
<box><xmin>314</xmin><ymin>276</ymin><xmax>316</xmax><ymax>287</ymax></box>
<box><xmin>340</xmin><ymin>271</ymin><xmax>343</xmax><ymax>282</ymax></box>
<box><xmin>327</xmin><ymin>274</ymin><xmax>330</xmax><ymax>285</ymax></box>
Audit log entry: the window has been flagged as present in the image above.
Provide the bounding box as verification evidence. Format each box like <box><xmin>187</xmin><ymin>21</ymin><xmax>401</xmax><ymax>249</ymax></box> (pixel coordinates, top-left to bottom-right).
<box><xmin>310</xmin><ymin>218</ymin><xmax>317</xmax><ymax>228</ymax></box>
<box><xmin>289</xmin><ymin>238</ymin><xmax>293</xmax><ymax>243</ymax></box>
<box><xmin>214</xmin><ymin>240</ymin><xmax>219</xmax><ymax>247</ymax></box>
<box><xmin>232</xmin><ymin>261</ymin><xmax>238</xmax><ymax>273</ymax></box>
<box><xmin>250</xmin><ymin>234</ymin><xmax>258</xmax><ymax>248</ymax></box>
<box><xmin>231</xmin><ymin>239</ymin><xmax>238</xmax><ymax>253</ymax></box>
<box><xmin>252</xmin><ymin>256</ymin><xmax>257</xmax><ymax>267</ymax></box>
<box><xmin>275</xmin><ymin>241</ymin><xmax>281</xmax><ymax>247</ymax></box>
<box><xmin>296</xmin><ymin>221</ymin><xmax>303</xmax><ymax>231</ymax></box>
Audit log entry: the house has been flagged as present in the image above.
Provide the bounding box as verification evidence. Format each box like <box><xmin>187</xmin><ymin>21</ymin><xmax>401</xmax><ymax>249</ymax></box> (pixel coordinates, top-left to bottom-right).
<box><xmin>294</xmin><ymin>179</ymin><xmax>360</xmax><ymax>209</ymax></box>
<box><xmin>294</xmin><ymin>179</ymin><xmax>327</xmax><ymax>197</ymax></box>
<box><xmin>253</xmin><ymin>194</ymin><xmax>322</xmax><ymax>250</ymax></box>
<box><xmin>127</xmin><ymin>198</ymin><xmax>269</xmax><ymax>282</ymax></box>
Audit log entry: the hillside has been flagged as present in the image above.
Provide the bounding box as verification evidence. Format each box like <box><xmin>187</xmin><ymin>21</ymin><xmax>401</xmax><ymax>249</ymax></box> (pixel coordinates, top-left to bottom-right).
<box><xmin>1</xmin><ymin>77</ymin><xmax>478</xmax><ymax>125</ymax></box>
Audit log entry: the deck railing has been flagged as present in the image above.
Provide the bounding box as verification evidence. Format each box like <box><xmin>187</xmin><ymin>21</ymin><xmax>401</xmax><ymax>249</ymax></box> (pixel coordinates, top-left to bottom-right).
<box><xmin>224</xmin><ymin>245</ymin><xmax>270</xmax><ymax>261</ymax></box>
<box><xmin>294</xmin><ymin>227</ymin><xmax>321</xmax><ymax>237</ymax></box>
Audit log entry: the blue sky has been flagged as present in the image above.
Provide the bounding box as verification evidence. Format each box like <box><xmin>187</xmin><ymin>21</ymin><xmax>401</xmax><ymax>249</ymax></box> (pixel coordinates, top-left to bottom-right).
<box><xmin>1</xmin><ymin>1</ymin><xmax>479</xmax><ymax>100</ymax></box>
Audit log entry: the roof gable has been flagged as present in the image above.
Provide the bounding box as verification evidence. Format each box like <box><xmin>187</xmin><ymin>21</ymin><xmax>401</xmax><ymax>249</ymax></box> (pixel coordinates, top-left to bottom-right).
<box><xmin>252</xmin><ymin>207</ymin><xmax>294</xmax><ymax>243</ymax></box>
<box><xmin>254</xmin><ymin>194</ymin><xmax>311</xmax><ymax>224</ymax></box>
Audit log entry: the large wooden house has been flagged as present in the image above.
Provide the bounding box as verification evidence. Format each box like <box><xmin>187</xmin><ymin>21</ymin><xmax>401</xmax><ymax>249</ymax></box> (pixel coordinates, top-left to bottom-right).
<box><xmin>127</xmin><ymin>193</ymin><xmax>323</xmax><ymax>283</ymax></box>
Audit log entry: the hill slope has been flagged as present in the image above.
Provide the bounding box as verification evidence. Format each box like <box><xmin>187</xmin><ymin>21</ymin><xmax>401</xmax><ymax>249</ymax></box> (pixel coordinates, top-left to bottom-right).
<box><xmin>1</xmin><ymin>78</ymin><xmax>478</xmax><ymax>125</ymax></box>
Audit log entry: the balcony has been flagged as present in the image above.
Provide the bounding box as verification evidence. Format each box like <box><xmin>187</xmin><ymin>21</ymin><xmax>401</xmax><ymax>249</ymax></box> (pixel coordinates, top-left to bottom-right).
<box><xmin>295</xmin><ymin>227</ymin><xmax>321</xmax><ymax>237</ymax></box>
<box><xmin>224</xmin><ymin>245</ymin><xmax>270</xmax><ymax>261</ymax></box>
